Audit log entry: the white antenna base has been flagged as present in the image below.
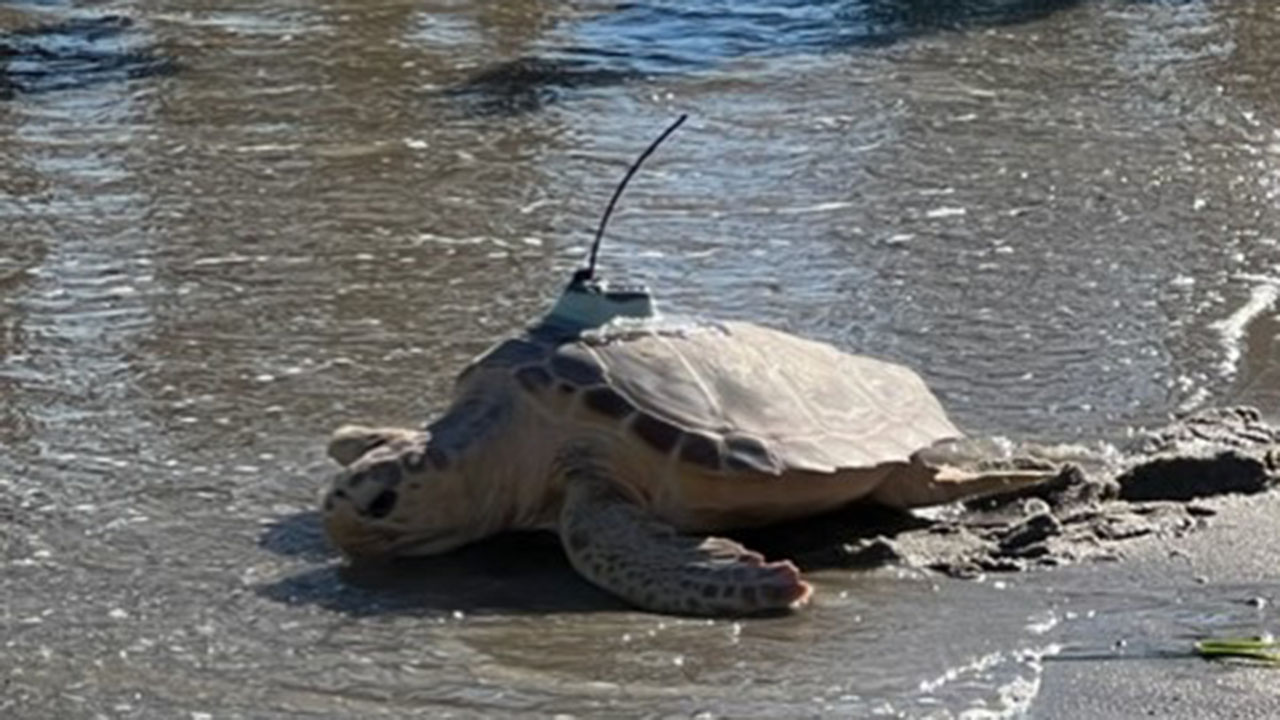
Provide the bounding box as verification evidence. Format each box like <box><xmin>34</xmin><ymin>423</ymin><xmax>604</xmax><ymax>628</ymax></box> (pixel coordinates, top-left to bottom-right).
<box><xmin>541</xmin><ymin>275</ymin><xmax>658</xmax><ymax>335</ymax></box>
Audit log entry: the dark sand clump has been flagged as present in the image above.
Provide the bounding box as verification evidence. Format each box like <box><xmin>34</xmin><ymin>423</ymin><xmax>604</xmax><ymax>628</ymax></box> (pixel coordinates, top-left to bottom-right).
<box><xmin>741</xmin><ymin>407</ymin><xmax>1279</xmax><ymax>578</ymax></box>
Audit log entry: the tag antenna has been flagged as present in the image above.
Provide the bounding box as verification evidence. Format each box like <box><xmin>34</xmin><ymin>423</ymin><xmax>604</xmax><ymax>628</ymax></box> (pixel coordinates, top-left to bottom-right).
<box><xmin>578</xmin><ymin>114</ymin><xmax>688</xmax><ymax>283</ymax></box>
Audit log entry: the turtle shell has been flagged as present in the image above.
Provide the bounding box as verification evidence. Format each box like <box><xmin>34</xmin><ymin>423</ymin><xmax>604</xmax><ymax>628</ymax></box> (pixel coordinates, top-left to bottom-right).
<box><xmin>494</xmin><ymin>319</ymin><xmax>962</xmax><ymax>476</ymax></box>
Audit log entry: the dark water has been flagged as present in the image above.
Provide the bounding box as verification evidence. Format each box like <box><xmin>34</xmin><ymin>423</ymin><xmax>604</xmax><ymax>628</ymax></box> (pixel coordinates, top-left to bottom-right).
<box><xmin>3</xmin><ymin>1</ymin><xmax>1280</xmax><ymax>717</ymax></box>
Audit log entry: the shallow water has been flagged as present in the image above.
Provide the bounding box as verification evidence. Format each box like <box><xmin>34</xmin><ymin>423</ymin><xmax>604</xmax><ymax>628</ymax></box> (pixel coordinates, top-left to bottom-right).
<box><xmin>3</xmin><ymin>0</ymin><xmax>1280</xmax><ymax>717</ymax></box>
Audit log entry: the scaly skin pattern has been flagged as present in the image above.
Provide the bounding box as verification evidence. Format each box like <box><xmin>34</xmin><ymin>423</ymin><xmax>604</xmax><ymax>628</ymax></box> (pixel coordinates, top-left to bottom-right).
<box><xmin>557</xmin><ymin>451</ymin><xmax>811</xmax><ymax>616</ymax></box>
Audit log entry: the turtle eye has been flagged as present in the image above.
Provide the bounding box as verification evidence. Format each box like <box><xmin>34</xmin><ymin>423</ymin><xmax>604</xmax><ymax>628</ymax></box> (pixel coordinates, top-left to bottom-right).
<box><xmin>367</xmin><ymin>489</ymin><xmax>397</xmax><ymax>519</ymax></box>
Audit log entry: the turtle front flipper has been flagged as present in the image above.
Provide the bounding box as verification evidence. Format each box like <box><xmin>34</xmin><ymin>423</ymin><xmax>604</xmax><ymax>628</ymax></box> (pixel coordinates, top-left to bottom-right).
<box><xmin>327</xmin><ymin>425</ymin><xmax>427</xmax><ymax>466</ymax></box>
<box><xmin>559</xmin><ymin>471</ymin><xmax>812</xmax><ymax>616</ymax></box>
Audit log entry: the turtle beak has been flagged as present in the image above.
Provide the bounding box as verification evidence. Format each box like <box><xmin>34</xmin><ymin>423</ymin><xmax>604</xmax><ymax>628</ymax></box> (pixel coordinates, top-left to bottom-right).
<box><xmin>323</xmin><ymin>490</ymin><xmax>403</xmax><ymax>558</ymax></box>
<box><xmin>323</xmin><ymin>488</ymin><xmax>465</xmax><ymax>559</ymax></box>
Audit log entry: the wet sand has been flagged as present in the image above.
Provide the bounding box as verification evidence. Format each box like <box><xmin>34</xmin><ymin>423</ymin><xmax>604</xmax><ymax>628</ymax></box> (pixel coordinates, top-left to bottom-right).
<box><xmin>261</xmin><ymin>407</ymin><xmax>1280</xmax><ymax>718</ymax></box>
<box><xmin>805</xmin><ymin>406</ymin><xmax>1280</xmax><ymax>718</ymax></box>
<box><xmin>5</xmin><ymin>1</ymin><xmax>1280</xmax><ymax>716</ymax></box>
<box><xmin>1034</xmin><ymin>491</ymin><xmax>1280</xmax><ymax>719</ymax></box>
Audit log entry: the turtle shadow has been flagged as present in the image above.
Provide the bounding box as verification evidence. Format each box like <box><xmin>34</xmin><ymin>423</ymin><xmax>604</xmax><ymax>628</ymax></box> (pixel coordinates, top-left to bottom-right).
<box><xmin>737</xmin><ymin>503</ymin><xmax>934</xmax><ymax>571</ymax></box>
<box><xmin>258</xmin><ymin>511</ymin><xmax>626</xmax><ymax>615</ymax></box>
<box><xmin>257</xmin><ymin>505</ymin><xmax>928</xmax><ymax>616</ymax></box>
<box><xmin>258</xmin><ymin>510</ymin><xmax>339</xmax><ymax>563</ymax></box>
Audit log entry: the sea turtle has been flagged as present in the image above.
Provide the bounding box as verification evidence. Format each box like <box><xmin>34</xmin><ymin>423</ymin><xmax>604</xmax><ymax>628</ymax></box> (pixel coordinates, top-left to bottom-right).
<box><xmin>321</xmin><ymin>117</ymin><xmax>1056</xmax><ymax>616</ymax></box>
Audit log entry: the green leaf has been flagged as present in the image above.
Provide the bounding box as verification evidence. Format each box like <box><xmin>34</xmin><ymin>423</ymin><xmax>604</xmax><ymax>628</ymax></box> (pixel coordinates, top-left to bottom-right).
<box><xmin>1195</xmin><ymin>636</ymin><xmax>1280</xmax><ymax>664</ymax></box>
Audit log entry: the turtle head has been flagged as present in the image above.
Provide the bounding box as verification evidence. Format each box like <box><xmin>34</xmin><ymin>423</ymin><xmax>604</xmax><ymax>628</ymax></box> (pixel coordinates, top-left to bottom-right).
<box><xmin>322</xmin><ymin>426</ymin><xmax>479</xmax><ymax>559</ymax></box>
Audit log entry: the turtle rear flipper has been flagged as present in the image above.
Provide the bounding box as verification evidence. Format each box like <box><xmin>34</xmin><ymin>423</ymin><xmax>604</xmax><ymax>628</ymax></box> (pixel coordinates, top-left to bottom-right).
<box><xmin>870</xmin><ymin>458</ymin><xmax>1057</xmax><ymax>509</ymax></box>
<box><xmin>560</xmin><ymin>471</ymin><xmax>811</xmax><ymax>616</ymax></box>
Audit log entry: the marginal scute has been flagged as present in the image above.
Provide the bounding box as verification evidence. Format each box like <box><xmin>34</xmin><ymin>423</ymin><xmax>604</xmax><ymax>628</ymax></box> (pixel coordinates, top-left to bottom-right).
<box><xmin>583</xmin><ymin>320</ymin><xmax>964</xmax><ymax>475</ymax></box>
<box><xmin>763</xmin><ymin>584</ymin><xmax>794</xmax><ymax>604</ymax></box>
<box><xmin>632</xmin><ymin>413</ymin><xmax>682</xmax><ymax>453</ymax></box>
<box><xmin>584</xmin><ymin>387</ymin><xmax>633</xmax><ymax>419</ymax></box>
<box><xmin>550</xmin><ymin>352</ymin><xmax>604</xmax><ymax>386</ymax></box>
<box><xmin>725</xmin><ymin>435</ymin><xmax>775</xmax><ymax>473</ymax></box>
<box><xmin>679</xmin><ymin>433</ymin><xmax>721</xmax><ymax>470</ymax></box>
<box><xmin>514</xmin><ymin>365</ymin><xmax>552</xmax><ymax>392</ymax></box>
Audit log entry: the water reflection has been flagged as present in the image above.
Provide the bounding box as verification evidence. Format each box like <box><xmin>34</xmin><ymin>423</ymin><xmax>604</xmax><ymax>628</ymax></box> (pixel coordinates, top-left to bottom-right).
<box><xmin>0</xmin><ymin>13</ymin><xmax>170</xmax><ymax>478</ymax></box>
<box><xmin>567</xmin><ymin>0</ymin><xmax>1089</xmax><ymax>59</ymax></box>
<box><xmin>446</xmin><ymin>0</ymin><xmax>1090</xmax><ymax>114</ymax></box>
<box><xmin>125</xmin><ymin>0</ymin><xmax>572</xmax><ymax>454</ymax></box>
<box><xmin>1210</xmin><ymin>2</ymin><xmax>1280</xmax><ymax>414</ymax></box>
<box><xmin>0</xmin><ymin>14</ymin><xmax>173</xmax><ymax>99</ymax></box>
